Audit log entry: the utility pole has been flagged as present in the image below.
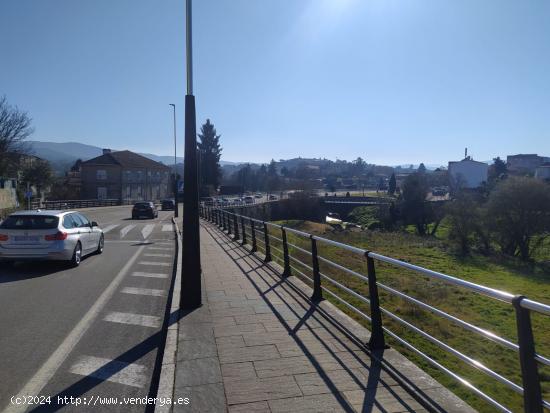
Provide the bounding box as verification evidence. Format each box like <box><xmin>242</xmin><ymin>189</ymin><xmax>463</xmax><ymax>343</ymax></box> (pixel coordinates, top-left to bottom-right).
<box><xmin>181</xmin><ymin>0</ymin><xmax>202</xmax><ymax>309</ymax></box>
<box><xmin>170</xmin><ymin>103</ymin><xmax>179</xmax><ymax>217</ymax></box>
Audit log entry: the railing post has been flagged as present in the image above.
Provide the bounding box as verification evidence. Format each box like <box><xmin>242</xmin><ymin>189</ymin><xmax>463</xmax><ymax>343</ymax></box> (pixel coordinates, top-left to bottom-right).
<box><xmin>233</xmin><ymin>213</ymin><xmax>239</xmax><ymax>241</ymax></box>
<box><xmin>227</xmin><ymin>213</ymin><xmax>232</xmax><ymax>236</ymax></box>
<box><xmin>241</xmin><ymin>216</ymin><xmax>247</xmax><ymax>245</ymax></box>
<box><xmin>217</xmin><ymin>210</ymin><xmax>221</xmax><ymax>227</ymax></box>
<box><xmin>222</xmin><ymin>211</ymin><xmax>227</xmax><ymax>232</ymax></box>
<box><xmin>263</xmin><ymin>223</ymin><xmax>272</xmax><ymax>262</ymax></box>
<box><xmin>250</xmin><ymin>219</ymin><xmax>257</xmax><ymax>253</ymax></box>
<box><xmin>310</xmin><ymin>236</ymin><xmax>322</xmax><ymax>302</ymax></box>
<box><xmin>281</xmin><ymin>227</ymin><xmax>291</xmax><ymax>278</ymax></box>
<box><xmin>513</xmin><ymin>296</ymin><xmax>543</xmax><ymax>413</ymax></box>
<box><xmin>366</xmin><ymin>253</ymin><xmax>386</xmax><ymax>350</ymax></box>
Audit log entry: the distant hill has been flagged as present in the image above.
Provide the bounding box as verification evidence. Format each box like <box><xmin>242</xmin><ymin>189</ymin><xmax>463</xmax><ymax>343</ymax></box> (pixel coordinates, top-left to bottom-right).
<box><xmin>27</xmin><ymin>141</ymin><xmax>241</xmax><ymax>174</ymax></box>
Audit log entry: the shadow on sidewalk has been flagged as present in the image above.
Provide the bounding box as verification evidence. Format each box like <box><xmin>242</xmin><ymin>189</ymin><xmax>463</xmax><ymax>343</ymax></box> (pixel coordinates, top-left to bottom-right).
<box><xmin>202</xmin><ymin>223</ymin><xmax>446</xmax><ymax>413</ymax></box>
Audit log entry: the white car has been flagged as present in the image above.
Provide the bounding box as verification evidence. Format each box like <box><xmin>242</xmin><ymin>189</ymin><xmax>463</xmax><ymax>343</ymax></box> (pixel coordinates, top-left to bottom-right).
<box><xmin>0</xmin><ymin>210</ymin><xmax>104</xmax><ymax>267</ymax></box>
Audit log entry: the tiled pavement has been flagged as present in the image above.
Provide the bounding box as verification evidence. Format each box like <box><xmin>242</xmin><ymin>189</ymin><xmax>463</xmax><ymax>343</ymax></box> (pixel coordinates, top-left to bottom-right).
<box><xmin>172</xmin><ymin>221</ymin><xmax>476</xmax><ymax>413</ymax></box>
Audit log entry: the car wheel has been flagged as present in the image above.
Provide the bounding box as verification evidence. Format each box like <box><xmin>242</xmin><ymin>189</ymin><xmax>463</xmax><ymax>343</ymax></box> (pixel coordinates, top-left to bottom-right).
<box><xmin>70</xmin><ymin>242</ymin><xmax>82</xmax><ymax>267</ymax></box>
<box><xmin>96</xmin><ymin>235</ymin><xmax>104</xmax><ymax>254</ymax></box>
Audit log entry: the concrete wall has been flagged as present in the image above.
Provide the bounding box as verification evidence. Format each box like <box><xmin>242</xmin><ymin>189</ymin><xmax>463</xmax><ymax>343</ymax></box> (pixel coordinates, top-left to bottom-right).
<box><xmin>0</xmin><ymin>188</ymin><xmax>17</xmax><ymax>210</ymax></box>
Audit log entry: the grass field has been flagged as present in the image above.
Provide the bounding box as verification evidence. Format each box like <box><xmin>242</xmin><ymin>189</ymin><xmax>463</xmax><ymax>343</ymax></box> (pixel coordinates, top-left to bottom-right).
<box><xmin>266</xmin><ymin>220</ymin><xmax>550</xmax><ymax>413</ymax></box>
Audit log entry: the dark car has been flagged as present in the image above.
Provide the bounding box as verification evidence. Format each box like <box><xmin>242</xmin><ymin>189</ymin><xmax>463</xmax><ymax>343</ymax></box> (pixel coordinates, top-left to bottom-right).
<box><xmin>132</xmin><ymin>202</ymin><xmax>158</xmax><ymax>219</ymax></box>
<box><xmin>161</xmin><ymin>199</ymin><xmax>175</xmax><ymax>211</ymax></box>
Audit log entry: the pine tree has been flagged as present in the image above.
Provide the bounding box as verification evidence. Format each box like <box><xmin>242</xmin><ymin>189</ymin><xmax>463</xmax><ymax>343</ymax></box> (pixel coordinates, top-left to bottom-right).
<box><xmin>388</xmin><ymin>172</ymin><xmax>396</xmax><ymax>195</ymax></box>
<box><xmin>197</xmin><ymin>119</ymin><xmax>222</xmax><ymax>189</ymax></box>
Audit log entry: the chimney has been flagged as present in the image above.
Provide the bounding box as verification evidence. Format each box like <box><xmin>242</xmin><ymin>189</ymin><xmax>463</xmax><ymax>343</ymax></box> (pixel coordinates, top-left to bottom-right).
<box><xmin>103</xmin><ymin>149</ymin><xmax>112</xmax><ymax>155</ymax></box>
<box><xmin>465</xmin><ymin>147</ymin><xmax>468</xmax><ymax>159</ymax></box>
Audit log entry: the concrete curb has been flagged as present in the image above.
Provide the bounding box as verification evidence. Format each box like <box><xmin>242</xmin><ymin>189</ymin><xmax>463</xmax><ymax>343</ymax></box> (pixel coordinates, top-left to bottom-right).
<box><xmin>154</xmin><ymin>217</ymin><xmax>181</xmax><ymax>413</ymax></box>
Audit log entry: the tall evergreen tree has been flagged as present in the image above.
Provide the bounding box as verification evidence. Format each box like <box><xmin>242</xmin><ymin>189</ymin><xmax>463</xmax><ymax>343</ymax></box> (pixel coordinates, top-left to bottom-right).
<box><xmin>388</xmin><ymin>172</ymin><xmax>396</xmax><ymax>195</ymax></box>
<box><xmin>197</xmin><ymin>119</ymin><xmax>222</xmax><ymax>189</ymax></box>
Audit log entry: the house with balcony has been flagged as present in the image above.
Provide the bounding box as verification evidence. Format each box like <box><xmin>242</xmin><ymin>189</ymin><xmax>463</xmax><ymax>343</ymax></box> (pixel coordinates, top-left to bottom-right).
<box><xmin>81</xmin><ymin>149</ymin><xmax>171</xmax><ymax>201</ymax></box>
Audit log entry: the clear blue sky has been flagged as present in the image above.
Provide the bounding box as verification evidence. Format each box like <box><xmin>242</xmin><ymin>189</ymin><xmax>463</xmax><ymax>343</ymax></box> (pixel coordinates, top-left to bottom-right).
<box><xmin>1</xmin><ymin>0</ymin><xmax>549</xmax><ymax>165</ymax></box>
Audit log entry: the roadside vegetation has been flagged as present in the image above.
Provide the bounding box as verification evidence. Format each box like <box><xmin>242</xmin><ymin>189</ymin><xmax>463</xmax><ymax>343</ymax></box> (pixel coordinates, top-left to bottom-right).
<box><xmin>269</xmin><ymin>174</ymin><xmax>550</xmax><ymax>413</ymax></box>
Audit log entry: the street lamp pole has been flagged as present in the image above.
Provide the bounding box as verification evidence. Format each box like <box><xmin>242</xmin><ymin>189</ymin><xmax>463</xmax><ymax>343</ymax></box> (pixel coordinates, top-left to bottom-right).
<box><xmin>181</xmin><ymin>0</ymin><xmax>202</xmax><ymax>309</ymax></box>
<box><xmin>169</xmin><ymin>103</ymin><xmax>179</xmax><ymax>218</ymax></box>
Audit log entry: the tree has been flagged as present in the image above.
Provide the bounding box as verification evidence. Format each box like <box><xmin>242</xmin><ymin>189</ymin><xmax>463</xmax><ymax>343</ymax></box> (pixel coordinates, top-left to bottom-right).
<box><xmin>0</xmin><ymin>96</ymin><xmax>33</xmax><ymax>176</ymax></box>
<box><xmin>388</xmin><ymin>173</ymin><xmax>396</xmax><ymax>195</ymax></box>
<box><xmin>197</xmin><ymin>119</ymin><xmax>222</xmax><ymax>189</ymax></box>
<box><xmin>267</xmin><ymin>159</ymin><xmax>279</xmax><ymax>193</ymax></box>
<box><xmin>487</xmin><ymin>177</ymin><xmax>550</xmax><ymax>261</ymax></box>
<box><xmin>400</xmin><ymin>173</ymin><xmax>431</xmax><ymax>235</ymax></box>
<box><xmin>488</xmin><ymin>156</ymin><xmax>507</xmax><ymax>184</ymax></box>
<box><xmin>445</xmin><ymin>193</ymin><xmax>479</xmax><ymax>255</ymax></box>
<box><xmin>418</xmin><ymin>163</ymin><xmax>427</xmax><ymax>174</ymax></box>
<box><xmin>20</xmin><ymin>159</ymin><xmax>54</xmax><ymax>196</ymax></box>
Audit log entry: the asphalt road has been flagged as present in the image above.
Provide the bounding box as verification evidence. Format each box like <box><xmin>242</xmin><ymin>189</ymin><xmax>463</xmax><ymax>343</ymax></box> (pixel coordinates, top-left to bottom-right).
<box><xmin>0</xmin><ymin>206</ymin><xmax>178</xmax><ymax>412</ymax></box>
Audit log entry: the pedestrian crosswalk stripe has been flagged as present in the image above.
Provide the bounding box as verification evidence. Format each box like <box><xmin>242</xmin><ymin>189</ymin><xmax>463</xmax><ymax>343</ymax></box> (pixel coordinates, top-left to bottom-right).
<box><xmin>69</xmin><ymin>356</ymin><xmax>147</xmax><ymax>388</ymax></box>
<box><xmin>162</xmin><ymin>224</ymin><xmax>173</xmax><ymax>232</ymax></box>
<box><xmin>121</xmin><ymin>287</ymin><xmax>166</xmax><ymax>297</ymax></box>
<box><xmin>144</xmin><ymin>253</ymin><xmax>171</xmax><ymax>258</ymax></box>
<box><xmin>104</xmin><ymin>311</ymin><xmax>160</xmax><ymax>328</ymax></box>
<box><xmin>147</xmin><ymin>247</ymin><xmax>171</xmax><ymax>251</ymax></box>
<box><xmin>138</xmin><ymin>261</ymin><xmax>170</xmax><ymax>267</ymax></box>
<box><xmin>131</xmin><ymin>272</ymin><xmax>168</xmax><ymax>279</ymax></box>
<box><xmin>102</xmin><ymin>224</ymin><xmax>119</xmax><ymax>234</ymax></box>
<box><xmin>120</xmin><ymin>225</ymin><xmax>136</xmax><ymax>239</ymax></box>
<box><xmin>141</xmin><ymin>224</ymin><xmax>155</xmax><ymax>239</ymax></box>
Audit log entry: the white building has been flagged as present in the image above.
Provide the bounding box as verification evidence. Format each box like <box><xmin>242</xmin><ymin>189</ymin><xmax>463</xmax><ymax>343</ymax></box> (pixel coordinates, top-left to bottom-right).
<box><xmin>535</xmin><ymin>165</ymin><xmax>550</xmax><ymax>180</ymax></box>
<box><xmin>448</xmin><ymin>158</ymin><xmax>488</xmax><ymax>189</ymax></box>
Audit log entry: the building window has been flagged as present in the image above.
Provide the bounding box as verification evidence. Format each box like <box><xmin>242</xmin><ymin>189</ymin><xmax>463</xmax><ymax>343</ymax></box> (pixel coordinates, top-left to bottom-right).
<box><xmin>96</xmin><ymin>170</ymin><xmax>107</xmax><ymax>180</ymax></box>
<box><xmin>97</xmin><ymin>187</ymin><xmax>107</xmax><ymax>199</ymax></box>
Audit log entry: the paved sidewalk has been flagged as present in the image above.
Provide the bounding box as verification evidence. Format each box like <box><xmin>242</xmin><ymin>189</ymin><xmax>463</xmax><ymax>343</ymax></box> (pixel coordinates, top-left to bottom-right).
<box><xmin>172</xmin><ymin>222</ymin><xmax>476</xmax><ymax>413</ymax></box>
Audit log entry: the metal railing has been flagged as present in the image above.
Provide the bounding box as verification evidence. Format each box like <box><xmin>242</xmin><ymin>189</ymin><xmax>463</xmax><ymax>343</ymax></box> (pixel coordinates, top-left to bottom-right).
<box><xmin>40</xmin><ymin>199</ymin><xmax>121</xmax><ymax>209</ymax></box>
<box><xmin>200</xmin><ymin>205</ymin><xmax>550</xmax><ymax>413</ymax></box>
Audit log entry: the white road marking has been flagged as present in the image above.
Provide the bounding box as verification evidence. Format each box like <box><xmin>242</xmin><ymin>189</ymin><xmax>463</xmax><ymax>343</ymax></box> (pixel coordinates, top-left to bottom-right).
<box><xmin>144</xmin><ymin>253</ymin><xmax>171</xmax><ymax>258</ymax></box>
<box><xmin>153</xmin><ymin>242</ymin><xmax>172</xmax><ymax>245</ymax></box>
<box><xmin>141</xmin><ymin>224</ymin><xmax>155</xmax><ymax>239</ymax></box>
<box><xmin>120</xmin><ymin>224</ymin><xmax>136</xmax><ymax>239</ymax></box>
<box><xmin>104</xmin><ymin>311</ymin><xmax>161</xmax><ymax>328</ymax></box>
<box><xmin>69</xmin><ymin>356</ymin><xmax>147</xmax><ymax>388</ymax></box>
<box><xmin>147</xmin><ymin>247</ymin><xmax>171</xmax><ymax>251</ymax></box>
<box><xmin>102</xmin><ymin>224</ymin><xmax>119</xmax><ymax>234</ymax></box>
<box><xmin>138</xmin><ymin>261</ymin><xmax>170</xmax><ymax>267</ymax></box>
<box><xmin>162</xmin><ymin>224</ymin><xmax>173</xmax><ymax>232</ymax></box>
<box><xmin>121</xmin><ymin>287</ymin><xmax>166</xmax><ymax>297</ymax></box>
<box><xmin>4</xmin><ymin>245</ymin><xmax>146</xmax><ymax>413</ymax></box>
<box><xmin>131</xmin><ymin>272</ymin><xmax>168</xmax><ymax>279</ymax></box>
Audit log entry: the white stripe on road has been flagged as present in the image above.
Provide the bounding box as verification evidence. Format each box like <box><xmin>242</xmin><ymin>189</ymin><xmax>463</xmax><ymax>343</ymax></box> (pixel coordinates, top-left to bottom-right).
<box><xmin>141</xmin><ymin>224</ymin><xmax>155</xmax><ymax>239</ymax></box>
<box><xmin>138</xmin><ymin>261</ymin><xmax>170</xmax><ymax>267</ymax></box>
<box><xmin>131</xmin><ymin>272</ymin><xmax>168</xmax><ymax>279</ymax></box>
<box><xmin>153</xmin><ymin>242</ymin><xmax>172</xmax><ymax>245</ymax></box>
<box><xmin>120</xmin><ymin>225</ymin><xmax>136</xmax><ymax>239</ymax></box>
<box><xmin>104</xmin><ymin>312</ymin><xmax>161</xmax><ymax>328</ymax></box>
<box><xmin>4</xmin><ymin>245</ymin><xmax>146</xmax><ymax>413</ymax></box>
<box><xmin>102</xmin><ymin>224</ymin><xmax>119</xmax><ymax>234</ymax></box>
<box><xmin>69</xmin><ymin>356</ymin><xmax>147</xmax><ymax>388</ymax></box>
<box><xmin>121</xmin><ymin>287</ymin><xmax>166</xmax><ymax>297</ymax></box>
<box><xmin>162</xmin><ymin>224</ymin><xmax>173</xmax><ymax>232</ymax></box>
<box><xmin>144</xmin><ymin>253</ymin><xmax>171</xmax><ymax>258</ymax></box>
<box><xmin>147</xmin><ymin>247</ymin><xmax>171</xmax><ymax>251</ymax></box>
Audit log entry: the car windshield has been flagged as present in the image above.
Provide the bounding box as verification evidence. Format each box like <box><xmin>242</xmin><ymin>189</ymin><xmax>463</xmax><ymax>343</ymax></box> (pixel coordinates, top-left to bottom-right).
<box><xmin>135</xmin><ymin>203</ymin><xmax>150</xmax><ymax>207</ymax></box>
<box><xmin>0</xmin><ymin>215</ymin><xmax>59</xmax><ymax>230</ymax></box>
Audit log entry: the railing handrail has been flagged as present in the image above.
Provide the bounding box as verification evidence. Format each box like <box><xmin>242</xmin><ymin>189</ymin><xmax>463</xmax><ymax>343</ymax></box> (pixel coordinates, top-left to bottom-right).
<box><xmin>201</xmin><ymin>206</ymin><xmax>549</xmax><ymax>413</ymax></box>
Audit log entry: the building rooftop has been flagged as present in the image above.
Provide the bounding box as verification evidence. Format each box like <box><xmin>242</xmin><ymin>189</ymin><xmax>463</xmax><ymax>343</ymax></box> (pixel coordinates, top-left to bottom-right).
<box><xmin>82</xmin><ymin>150</ymin><xmax>170</xmax><ymax>170</ymax></box>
